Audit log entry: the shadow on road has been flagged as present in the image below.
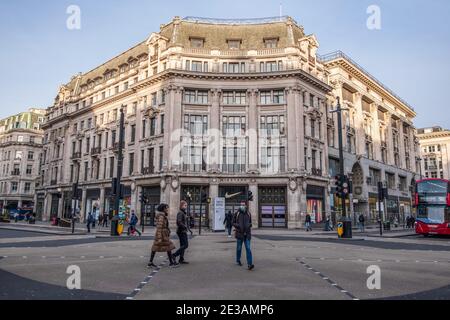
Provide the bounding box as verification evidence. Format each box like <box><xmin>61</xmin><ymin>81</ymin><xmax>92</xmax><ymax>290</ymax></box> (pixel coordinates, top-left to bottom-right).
<box><xmin>0</xmin><ymin>268</ymin><xmax>126</xmax><ymax>300</ymax></box>
<box><xmin>254</xmin><ymin>235</ymin><xmax>450</xmax><ymax>252</ymax></box>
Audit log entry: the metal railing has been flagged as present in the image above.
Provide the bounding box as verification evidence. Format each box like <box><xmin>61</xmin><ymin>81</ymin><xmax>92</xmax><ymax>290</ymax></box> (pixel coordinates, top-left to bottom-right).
<box><xmin>182</xmin><ymin>16</ymin><xmax>297</xmax><ymax>25</ymax></box>
<box><xmin>318</xmin><ymin>51</ymin><xmax>415</xmax><ymax>112</ymax></box>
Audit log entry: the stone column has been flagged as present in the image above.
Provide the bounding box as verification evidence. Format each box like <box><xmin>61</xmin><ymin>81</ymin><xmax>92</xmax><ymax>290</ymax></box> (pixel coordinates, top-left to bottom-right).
<box><xmin>209</xmin><ymin>182</ymin><xmax>219</xmax><ymax>229</ymax></box>
<box><xmin>80</xmin><ymin>188</ymin><xmax>87</xmax><ymax>222</ymax></box>
<box><xmin>210</xmin><ymin>89</ymin><xmax>221</xmax><ymax>172</ymax></box>
<box><xmin>247</xmin><ymin>89</ymin><xmax>259</xmax><ymax>172</ymax></box>
<box><xmin>286</xmin><ymin>88</ymin><xmax>298</xmax><ymax>172</ymax></box>
<box><xmin>296</xmin><ymin>87</ymin><xmax>306</xmax><ymax>171</ymax></box>
<box><xmin>167</xmin><ymin>179</ymin><xmax>181</xmax><ymax>228</ymax></box>
<box><xmin>287</xmin><ymin>180</ymin><xmax>301</xmax><ymax>229</ymax></box>
<box><xmin>398</xmin><ymin>122</ymin><xmax>406</xmax><ymax>169</ymax></box>
<box><xmin>162</xmin><ymin>87</ymin><xmax>175</xmax><ymax>171</ymax></box>
<box><xmin>386</xmin><ymin>113</ymin><xmax>395</xmax><ymax>165</ymax></box>
<box><xmin>248</xmin><ymin>183</ymin><xmax>259</xmax><ymax>229</ymax></box>
<box><xmin>372</xmin><ymin>105</ymin><xmax>382</xmax><ymax>162</ymax></box>
<box><xmin>99</xmin><ymin>187</ymin><xmax>106</xmax><ymax>215</ymax></box>
<box><xmin>169</xmin><ymin>87</ymin><xmax>183</xmax><ymax>171</ymax></box>
<box><xmin>354</xmin><ymin>92</ymin><xmax>365</xmax><ymax>156</ymax></box>
<box><xmin>57</xmin><ymin>196</ymin><xmax>63</xmax><ymax>218</ymax></box>
<box><xmin>43</xmin><ymin>192</ymin><xmax>51</xmax><ymax>222</ymax></box>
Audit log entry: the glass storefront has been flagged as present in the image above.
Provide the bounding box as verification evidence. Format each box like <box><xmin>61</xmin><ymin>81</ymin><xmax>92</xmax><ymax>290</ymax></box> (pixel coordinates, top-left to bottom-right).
<box><xmin>141</xmin><ymin>186</ymin><xmax>160</xmax><ymax>226</ymax></box>
<box><xmin>182</xmin><ymin>185</ymin><xmax>210</xmax><ymax>228</ymax></box>
<box><xmin>307</xmin><ymin>185</ymin><xmax>325</xmax><ymax>223</ymax></box>
<box><xmin>259</xmin><ymin>186</ymin><xmax>287</xmax><ymax>228</ymax></box>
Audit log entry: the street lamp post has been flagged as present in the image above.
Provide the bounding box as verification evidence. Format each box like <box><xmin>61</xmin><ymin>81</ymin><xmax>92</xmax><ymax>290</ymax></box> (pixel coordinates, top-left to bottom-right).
<box><xmin>331</xmin><ymin>97</ymin><xmax>352</xmax><ymax>238</ymax></box>
<box><xmin>111</xmin><ymin>106</ymin><xmax>125</xmax><ymax>236</ymax></box>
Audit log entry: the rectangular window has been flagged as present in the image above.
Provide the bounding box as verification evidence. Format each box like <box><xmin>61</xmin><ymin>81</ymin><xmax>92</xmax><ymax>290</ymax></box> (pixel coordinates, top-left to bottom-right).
<box><xmin>191</xmin><ymin>61</ymin><xmax>203</xmax><ymax>72</ymax></box>
<box><xmin>264</xmin><ymin>38</ymin><xmax>278</xmax><ymax>48</ymax></box>
<box><xmin>160</xmin><ymin>115</ymin><xmax>165</xmax><ymax>134</ymax></box>
<box><xmin>129</xmin><ymin>153</ymin><xmax>134</xmax><ymax>176</ymax></box>
<box><xmin>159</xmin><ymin>146</ymin><xmax>164</xmax><ymax>171</ymax></box>
<box><xmin>184</xmin><ymin>115</ymin><xmax>208</xmax><ymax>135</ymax></box>
<box><xmin>273</xmin><ymin>90</ymin><xmax>285</xmax><ymax>104</ymax></box>
<box><xmin>227</xmin><ymin>40</ymin><xmax>241</xmax><ymax>50</ymax></box>
<box><xmin>148</xmin><ymin>148</ymin><xmax>155</xmax><ymax>173</ymax></box>
<box><xmin>150</xmin><ymin>118</ymin><xmax>156</xmax><ymax>136</ymax></box>
<box><xmin>190</xmin><ymin>38</ymin><xmax>204</xmax><ymax>48</ymax></box>
<box><xmin>131</xmin><ymin>125</ymin><xmax>136</xmax><ymax>143</ymax></box>
<box><xmin>84</xmin><ymin>162</ymin><xmax>89</xmax><ymax>181</ymax></box>
<box><xmin>109</xmin><ymin>157</ymin><xmax>115</xmax><ymax>178</ymax></box>
<box><xmin>260</xmin><ymin>91</ymin><xmax>272</xmax><ymax>104</ymax></box>
<box><xmin>223</xmin><ymin>116</ymin><xmax>245</xmax><ymax>137</ymax></box>
<box><xmin>24</xmin><ymin>183</ymin><xmax>31</xmax><ymax>193</ymax></box>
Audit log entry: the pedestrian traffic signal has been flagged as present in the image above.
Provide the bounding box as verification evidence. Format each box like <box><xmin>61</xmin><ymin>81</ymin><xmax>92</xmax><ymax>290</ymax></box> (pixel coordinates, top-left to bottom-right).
<box><xmin>248</xmin><ymin>190</ymin><xmax>254</xmax><ymax>202</ymax></box>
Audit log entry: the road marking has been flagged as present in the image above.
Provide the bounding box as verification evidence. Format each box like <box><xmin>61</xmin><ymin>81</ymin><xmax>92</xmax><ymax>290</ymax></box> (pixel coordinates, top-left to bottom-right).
<box><xmin>126</xmin><ymin>260</ymin><xmax>166</xmax><ymax>300</ymax></box>
<box><xmin>297</xmin><ymin>258</ymin><xmax>359</xmax><ymax>301</ymax></box>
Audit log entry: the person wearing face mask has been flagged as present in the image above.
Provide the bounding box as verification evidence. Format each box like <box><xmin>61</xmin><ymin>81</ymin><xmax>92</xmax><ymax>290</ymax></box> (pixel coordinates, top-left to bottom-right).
<box><xmin>148</xmin><ymin>203</ymin><xmax>178</xmax><ymax>268</ymax></box>
<box><xmin>233</xmin><ymin>201</ymin><xmax>255</xmax><ymax>271</ymax></box>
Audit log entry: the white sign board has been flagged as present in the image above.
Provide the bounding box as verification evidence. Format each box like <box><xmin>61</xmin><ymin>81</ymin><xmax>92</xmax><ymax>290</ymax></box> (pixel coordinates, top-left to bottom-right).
<box><xmin>213</xmin><ymin>197</ymin><xmax>226</xmax><ymax>232</ymax></box>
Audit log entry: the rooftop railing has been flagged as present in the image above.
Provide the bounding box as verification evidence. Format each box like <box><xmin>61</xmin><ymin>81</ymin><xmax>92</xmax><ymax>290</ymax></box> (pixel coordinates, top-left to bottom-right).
<box><xmin>318</xmin><ymin>51</ymin><xmax>415</xmax><ymax>112</ymax></box>
<box><xmin>182</xmin><ymin>16</ymin><xmax>297</xmax><ymax>25</ymax></box>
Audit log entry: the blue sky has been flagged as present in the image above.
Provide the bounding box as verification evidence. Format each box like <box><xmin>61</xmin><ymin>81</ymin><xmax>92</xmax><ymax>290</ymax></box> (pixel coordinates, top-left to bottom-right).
<box><xmin>0</xmin><ymin>0</ymin><xmax>449</xmax><ymax>128</ymax></box>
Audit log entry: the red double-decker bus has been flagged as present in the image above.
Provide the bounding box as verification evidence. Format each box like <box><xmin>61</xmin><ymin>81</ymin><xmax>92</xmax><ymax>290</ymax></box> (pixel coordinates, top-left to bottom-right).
<box><xmin>414</xmin><ymin>178</ymin><xmax>450</xmax><ymax>236</ymax></box>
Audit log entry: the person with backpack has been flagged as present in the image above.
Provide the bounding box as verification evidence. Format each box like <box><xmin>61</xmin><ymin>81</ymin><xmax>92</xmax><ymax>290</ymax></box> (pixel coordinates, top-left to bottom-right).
<box><xmin>223</xmin><ymin>210</ymin><xmax>234</xmax><ymax>238</ymax></box>
<box><xmin>148</xmin><ymin>204</ymin><xmax>178</xmax><ymax>268</ymax></box>
<box><xmin>233</xmin><ymin>201</ymin><xmax>255</xmax><ymax>271</ymax></box>
<box><xmin>127</xmin><ymin>210</ymin><xmax>141</xmax><ymax>236</ymax></box>
<box><xmin>358</xmin><ymin>214</ymin><xmax>365</xmax><ymax>232</ymax></box>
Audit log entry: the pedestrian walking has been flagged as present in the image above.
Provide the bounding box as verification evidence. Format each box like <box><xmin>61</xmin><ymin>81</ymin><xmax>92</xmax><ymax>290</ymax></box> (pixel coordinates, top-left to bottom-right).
<box><xmin>102</xmin><ymin>212</ymin><xmax>108</xmax><ymax>227</ymax></box>
<box><xmin>86</xmin><ymin>212</ymin><xmax>94</xmax><ymax>233</ymax></box>
<box><xmin>127</xmin><ymin>210</ymin><xmax>142</xmax><ymax>236</ymax></box>
<box><xmin>224</xmin><ymin>210</ymin><xmax>233</xmax><ymax>238</ymax></box>
<box><xmin>358</xmin><ymin>214</ymin><xmax>365</xmax><ymax>232</ymax></box>
<box><xmin>148</xmin><ymin>204</ymin><xmax>178</xmax><ymax>268</ymax></box>
<box><xmin>324</xmin><ymin>216</ymin><xmax>332</xmax><ymax>231</ymax></box>
<box><xmin>173</xmin><ymin>200</ymin><xmax>192</xmax><ymax>264</ymax></box>
<box><xmin>233</xmin><ymin>201</ymin><xmax>254</xmax><ymax>270</ymax></box>
<box><xmin>305</xmin><ymin>213</ymin><xmax>312</xmax><ymax>232</ymax></box>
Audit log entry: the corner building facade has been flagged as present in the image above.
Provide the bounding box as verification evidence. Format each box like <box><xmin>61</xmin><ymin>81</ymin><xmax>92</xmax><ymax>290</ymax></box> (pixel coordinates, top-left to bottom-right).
<box><xmin>0</xmin><ymin>108</ymin><xmax>45</xmax><ymax>215</ymax></box>
<box><xmin>38</xmin><ymin>16</ymin><xmax>419</xmax><ymax>228</ymax></box>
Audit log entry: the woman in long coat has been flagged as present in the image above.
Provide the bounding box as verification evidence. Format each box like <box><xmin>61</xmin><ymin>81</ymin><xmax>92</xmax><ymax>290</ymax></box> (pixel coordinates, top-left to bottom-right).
<box><xmin>148</xmin><ymin>204</ymin><xmax>178</xmax><ymax>268</ymax></box>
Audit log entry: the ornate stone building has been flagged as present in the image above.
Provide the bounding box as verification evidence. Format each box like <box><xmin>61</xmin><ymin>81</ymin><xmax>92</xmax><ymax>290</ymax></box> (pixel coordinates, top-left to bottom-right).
<box><xmin>417</xmin><ymin>127</ymin><xmax>450</xmax><ymax>180</ymax></box>
<box><xmin>0</xmin><ymin>108</ymin><xmax>45</xmax><ymax>215</ymax></box>
<box><xmin>37</xmin><ymin>16</ymin><xmax>420</xmax><ymax>228</ymax></box>
<box><xmin>322</xmin><ymin>51</ymin><xmax>420</xmax><ymax>223</ymax></box>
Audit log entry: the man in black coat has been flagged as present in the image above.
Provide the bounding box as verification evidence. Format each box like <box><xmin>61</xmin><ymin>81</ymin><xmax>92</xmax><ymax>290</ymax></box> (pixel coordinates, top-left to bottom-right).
<box><xmin>173</xmin><ymin>200</ymin><xmax>192</xmax><ymax>264</ymax></box>
<box><xmin>233</xmin><ymin>201</ymin><xmax>255</xmax><ymax>270</ymax></box>
<box><xmin>224</xmin><ymin>210</ymin><xmax>234</xmax><ymax>238</ymax></box>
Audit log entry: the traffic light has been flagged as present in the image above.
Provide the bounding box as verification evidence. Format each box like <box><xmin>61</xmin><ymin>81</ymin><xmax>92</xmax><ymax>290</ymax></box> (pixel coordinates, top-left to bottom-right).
<box><xmin>335</xmin><ymin>175</ymin><xmax>349</xmax><ymax>198</ymax></box>
<box><xmin>248</xmin><ymin>190</ymin><xmax>254</xmax><ymax>202</ymax></box>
